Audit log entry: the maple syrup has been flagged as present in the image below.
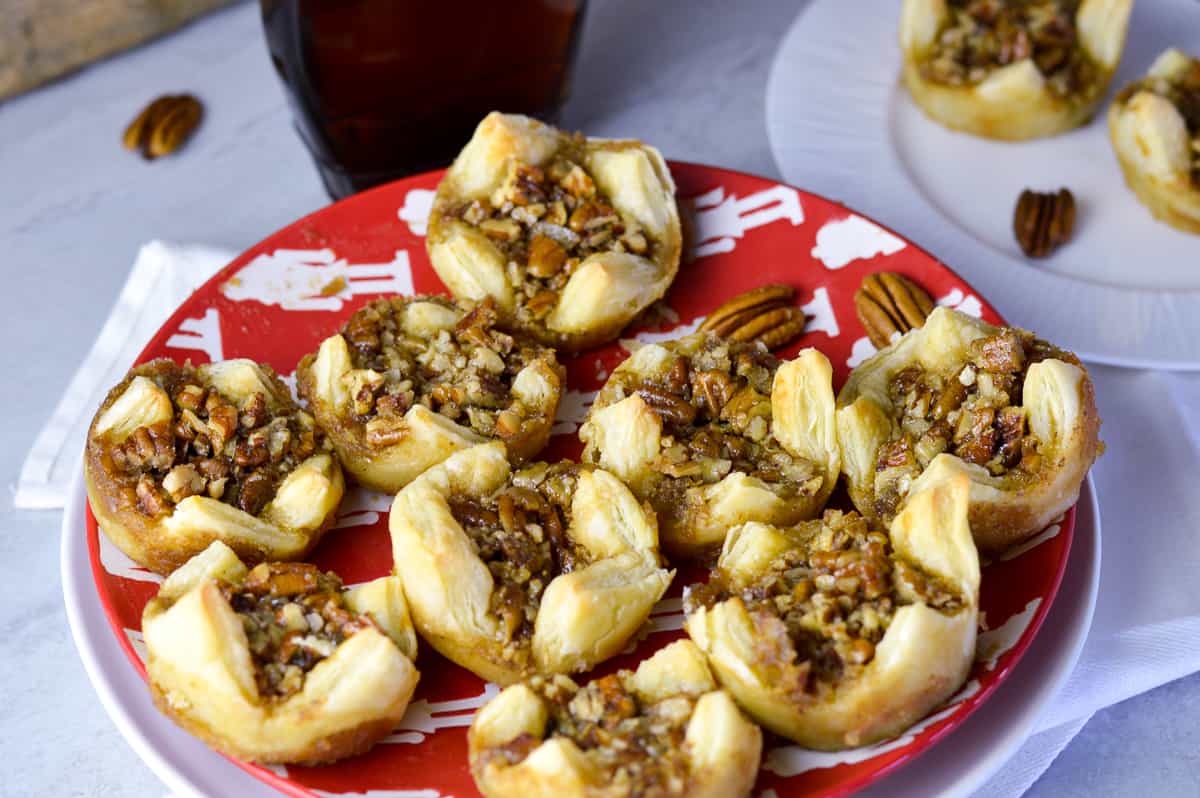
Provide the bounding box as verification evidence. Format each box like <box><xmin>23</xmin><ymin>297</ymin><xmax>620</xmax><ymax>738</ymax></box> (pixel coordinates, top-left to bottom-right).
<box><xmin>260</xmin><ymin>0</ymin><xmax>588</xmax><ymax>199</ymax></box>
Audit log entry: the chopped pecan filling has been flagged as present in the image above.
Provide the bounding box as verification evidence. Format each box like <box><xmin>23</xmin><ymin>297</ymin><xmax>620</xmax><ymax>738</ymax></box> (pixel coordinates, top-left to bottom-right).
<box><xmin>482</xmin><ymin>673</ymin><xmax>695</xmax><ymax>796</ymax></box>
<box><xmin>447</xmin><ymin>463</ymin><xmax>591</xmax><ymax>661</ymax></box>
<box><xmin>1117</xmin><ymin>56</ymin><xmax>1200</xmax><ymax>187</ymax></box>
<box><xmin>685</xmin><ymin>511</ymin><xmax>963</xmax><ymax>699</ymax></box>
<box><xmin>920</xmin><ymin>0</ymin><xmax>1098</xmax><ymax>101</ymax></box>
<box><xmin>449</xmin><ymin>148</ymin><xmax>656</xmax><ymax>328</ymax></box>
<box><xmin>600</xmin><ymin>337</ymin><xmax>821</xmax><ymax>521</ymax></box>
<box><xmin>220</xmin><ymin>563</ymin><xmax>375</xmax><ymax>700</ymax></box>
<box><xmin>105</xmin><ymin>361</ymin><xmax>323</xmax><ymax>518</ymax></box>
<box><xmin>872</xmin><ymin>330</ymin><xmax>1063</xmax><ymax>518</ymax></box>
<box><xmin>336</xmin><ymin>296</ymin><xmax>557</xmax><ymax>450</ymax></box>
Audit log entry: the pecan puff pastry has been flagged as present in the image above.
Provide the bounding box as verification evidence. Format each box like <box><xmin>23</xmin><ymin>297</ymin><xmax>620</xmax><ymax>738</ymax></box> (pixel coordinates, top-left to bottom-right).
<box><xmin>388</xmin><ymin>441</ymin><xmax>674</xmax><ymax>685</ymax></box>
<box><xmin>685</xmin><ymin>457</ymin><xmax>979</xmax><ymax>750</ymax></box>
<box><xmin>837</xmin><ymin>307</ymin><xmax>1099</xmax><ymax>553</ymax></box>
<box><xmin>427</xmin><ymin>112</ymin><xmax>683</xmax><ymax>352</ymax></box>
<box><xmin>297</xmin><ymin>295</ymin><xmax>564</xmax><ymax>493</ymax></box>
<box><xmin>580</xmin><ymin>334</ymin><xmax>840</xmax><ymax>561</ymax></box>
<box><xmin>468</xmin><ymin>640</ymin><xmax>761</xmax><ymax>798</ymax></box>
<box><xmin>86</xmin><ymin>358</ymin><xmax>344</xmax><ymax>574</ymax></box>
<box><xmin>142</xmin><ymin>541</ymin><xmax>419</xmax><ymax>764</ymax></box>
<box><xmin>900</xmin><ymin>0</ymin><xmax>1133</xmax><ymax>140</ymax></box>
<box><xmin>1109</xmin><ymin>48</ymin><xmax>1200</xmax><ymax>234</ymax></box>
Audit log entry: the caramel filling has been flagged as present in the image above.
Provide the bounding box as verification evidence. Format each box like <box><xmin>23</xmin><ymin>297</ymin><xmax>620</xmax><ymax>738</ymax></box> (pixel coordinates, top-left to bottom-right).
<box><xmin>483</xmin><ymin>673</ymin><xmax>695</xmax><ymax>796</ymax></box>
<box><xmin>601</xmin><ymin>337</ymin><xmax>821</xmax><ymax>524</ymax></box>
<box><xmin>102</xmin><ymin>361</ymin><xmax>322</xmax><ymax>518</ymax></box>
<box><xmin>221</xmin><ymin>563</ymin><xmax>374</xmax><ymax>700</ymax></box>
<box><xmin>686</xmin><ymin>511</ymin><xmax>963</xmax><ymax>700</ymax></box>
<box><xmin>448</xmin><ymin>463</ymin><xmax>591</xmax><ymax>662</ymax></box>
<box><xmin>920</xmin><ymin>0</ymin><xmax>1099</xmax><ymax>102</ymax></box>
<box><xmin>872</xmin><ymin>329</ymin><xmax>1063</xmax><ymax>519</ymax></box>
<box><xmin>450</xmin><ymin>152</ymin><xmax>656</xmax><ymax>329</ymax></box>
<box><xmin>336</xmin><ymin>297</ymin><xmax>556</xmax><ymax>450</ymax></box>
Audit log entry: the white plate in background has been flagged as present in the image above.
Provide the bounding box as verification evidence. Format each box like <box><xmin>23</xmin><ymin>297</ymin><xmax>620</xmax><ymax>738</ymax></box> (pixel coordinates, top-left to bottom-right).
<box><xmin>767</xmin><ymin>0</ymin><xmax>1200</xmax><ymax>369</ymax></box>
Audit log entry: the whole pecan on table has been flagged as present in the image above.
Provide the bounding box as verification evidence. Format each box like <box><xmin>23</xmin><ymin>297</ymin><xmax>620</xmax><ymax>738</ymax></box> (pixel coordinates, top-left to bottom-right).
<box><xmin>697</xmin><ymin>284</ymin><xmax>807</xmax><ymax>350</ymax></box>
<box><xmin>123</xmin><ymin>94</ymin><xmax>204</xmax><ymax>160</ymax></box>
<box><xmin>1013</xmin><ymin>188</ymin><xmax>1075</xmax><ymax>258</ymax></box>
<box><xmin>854</xmin><ymin>272</ymin><xmax>935</xmax><ymax>349</ymax></box>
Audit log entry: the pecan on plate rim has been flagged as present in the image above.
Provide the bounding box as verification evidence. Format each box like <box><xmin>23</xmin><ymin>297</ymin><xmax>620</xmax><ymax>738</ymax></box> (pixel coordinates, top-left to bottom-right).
<box><xmin>698</xmin><ymin>284</ymin><xmax>807</xmax><ymax>350</ymax></box>
<box><xmin>854</xmin><ymin>272</ymin><xmax>935</xmax><ymax>349</ymax></box>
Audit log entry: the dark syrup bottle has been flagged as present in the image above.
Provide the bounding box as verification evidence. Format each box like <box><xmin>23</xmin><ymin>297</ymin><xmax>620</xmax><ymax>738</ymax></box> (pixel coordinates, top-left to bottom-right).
<box><xmin>259</xmin><ymin>0</ymin><xmax>588</xmax><ymax>200</ymax></box>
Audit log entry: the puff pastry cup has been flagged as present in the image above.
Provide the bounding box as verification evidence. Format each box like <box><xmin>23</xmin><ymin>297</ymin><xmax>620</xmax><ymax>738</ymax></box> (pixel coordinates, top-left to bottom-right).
<box><xmin>426</xmin><ymin>111</ymin><xmax>683</xmax><ymax>352</ymax></box>
<box><xmin>388</xmin><ymin>441</ymin><xmax>674</xmax><ymax>685</ymax></box>
<box><xmin>580</xmin><ymin>334</ymin><xmax>840</xmax><ymax>560</ymax></box>
<box><xmin>684</xmin><ymin>457</ymin><xmax>979</xmax><ymax>750</ymax></box>
<box><xmin>900</xmin><ymin>0</ymin><xmax>1133</xmax><ymax>140</ymax></box>
<box><xmin>142</xmin><ymin>541</ymin><xmax>419</xmax><ymax>764</ymax></box>
<box><xmin>837</xmin><ymin>307</ymin><xmax>1099</xmax><ymax>554</ymax></box>
<box><xmin>297</xmin><ymin>295</ymin><xmax>564</xmax><ymax>493</ymax></box>
<box><xmin>468</xmin><ymin>640</ymin><xmax>762</xmax><ymax>798</ymax></box>
<box><xmin>85</xmin><ymin>358</ymin><xmax>344</xmax><ymax>575</ymax></box>
<box><xmin>1109</xmin><ymin>48</ymin><xmax>1200</xmax><ymax>234</ymax></box>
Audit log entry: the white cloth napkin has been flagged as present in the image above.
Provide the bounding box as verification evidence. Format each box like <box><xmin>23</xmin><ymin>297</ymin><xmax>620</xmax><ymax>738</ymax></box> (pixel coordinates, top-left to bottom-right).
<box><xmin>13</xmin><ymin>241</ymin><xmax>234</xmax><ymax>509</ymax></box>
<box><xmin>25</xmin><ymin>243</ymin><xmax>1200</xmax><ymax>795</ymax></box>
<box><xmin>973</xmin><ymin>366</ymin><xmax>1200</xmax><ymax>796</ymax></box>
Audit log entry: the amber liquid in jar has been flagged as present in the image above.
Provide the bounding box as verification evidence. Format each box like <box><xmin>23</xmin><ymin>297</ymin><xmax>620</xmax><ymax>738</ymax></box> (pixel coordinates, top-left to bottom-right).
<box><xmin>259</xmin><ymin>0</ymin><xmax>587</xmax><ymax>200</ymax></box>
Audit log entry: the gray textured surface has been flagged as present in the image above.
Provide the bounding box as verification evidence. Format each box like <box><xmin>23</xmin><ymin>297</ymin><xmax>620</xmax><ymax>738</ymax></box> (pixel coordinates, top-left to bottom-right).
<box><xmin>1</xmin><ymin>0</ymin><xmax>1197</xmax><ymax>795</ymax></box>
<box><xmin>1027</xmin><ymin>677</ymin><xmax>1200</xmax><ymax>797</ymax></box>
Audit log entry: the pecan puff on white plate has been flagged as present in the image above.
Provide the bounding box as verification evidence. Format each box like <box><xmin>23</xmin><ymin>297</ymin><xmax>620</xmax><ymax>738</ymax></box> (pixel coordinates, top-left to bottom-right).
<box><xmin>426</xmin><ymin>111</ymin><xmax>683</xmax><ymax>352</ymax></box>
<box><xmin>388</xmin><ymin>441</ymin><xmax>674</xmax><ymax>685</ymax></box>
<box><xmin>685</xmin><ymin>457</ymin><xmax>979</xmax><ymax>750</ymax></box>
<box><xmin>297</xmin><ymin>295</ymin><xmax>564</xmax><ymax>493</ymax></box>
<box><xmin>580</xmin><ymin>333</ymin><xmax>840</xmax><ymax>561</ymax></box>
<box><xmin>85</xmin><ymin>358</ymin><xmax>344</xmax><ymax>575</ymax></box>
<box><xmin>837</xmin><ymin>307</ymin><xmax>1100</xmax><ymax>554</ymax></box>
<box><xmin>468</xmin><ymin>640</ymin><xmax>762</xmax><ymax>798</ymax></box>
<box><xmin>1109</xmin><ymin>48</ymin><xmax>1200</xmax><ymax>235</ymax></box>
<box><xmin>900</xmin><ymin>0</ymin><xmax>1133</xmax><ymax>140</ymax></box>
<box><xmin>142</xmin><ymin>541</ymin><xmax>419</xmax><ymax>764</ymax></box>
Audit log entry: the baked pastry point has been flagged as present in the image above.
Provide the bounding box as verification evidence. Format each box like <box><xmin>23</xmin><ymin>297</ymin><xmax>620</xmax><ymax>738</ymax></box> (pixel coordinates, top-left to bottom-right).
<box><xmin>468</xmin><ymin>639</ymin><xmax>762</xmax><ymax>798</ymax></box>
<box><xmin>685</xmin><ymin>457</ymin><xmax>979</xmax><ymax>750</ymax></box>
<box><xmin>86</xmin><ymin>358</ymin><xmax>344</xmax><ymax>574</ymax></box>
<box><xmin>581</xmin><ymin>334</ymin><xmax>840</xmax><ymax>561</ymax></box>
<box><xmin>142</xmin><ymin>541</ymin><xmax>419</xmax><ymax>764</ymax></box>
<box><xmin>388</xmin><ymin>441</ymin><xmax>674</xmax><ymax>685</ymax></box>
<box><xmin>427</xmin><ymin>111</ymin><xmax>683</xmax><ymax>352</ymax></box>
<box><xmin>297</xmin><ymin>295</ymin><xmax>563</xmax><ymax>493</ymax></box>
<box><xmin>900</xmin><ymin>0</ymin><xmax>1133</xmax><ymax>140</ymax></box>
<box><xmin>1109</xmin><ymin>48</ymin><xmax>1200</xmax><ymax>234</ymax></box>
<box><xmin>837</xmin><ymin>307</ymin><xmax>1099</xmax><ymax>553</ymax></box>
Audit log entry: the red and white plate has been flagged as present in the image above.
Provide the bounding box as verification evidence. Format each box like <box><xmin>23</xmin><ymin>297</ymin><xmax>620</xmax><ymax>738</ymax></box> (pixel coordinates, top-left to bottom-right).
<box><xmin>75</xmin><ymin>164</ymin><xmax>1077</xmax><ymax>797</ymax></box>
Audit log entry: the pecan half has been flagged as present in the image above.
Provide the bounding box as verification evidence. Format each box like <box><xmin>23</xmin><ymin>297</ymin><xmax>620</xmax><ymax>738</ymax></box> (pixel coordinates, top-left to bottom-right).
<box><xmin>699</xmin><ymin>285</ymin><xmax>794</xmax><ymax>336</ymax></box>
<box><xmin>728</xmin><ymin>306</ymin><xmax>806</xmax><ymax>346</ymax></box>
<box><xmin>694</xmin><ymin>369</ymin><xmax>738</xmax><ymax>417</ymax></box>
<box><xmin>635</xmin><ymin>385</ymin><xmax>698</xmax><ymax>426</ymax></box>
<box><xmin>698</xmin><ymin>285</ymin><xmax>807</xmax><ymax>350</ymax></box>
<box><xmin>854</xmin><ymin>272</ymin><xmax>935</xmax><ymax>349</ymax></box>
<box><xmin>1013</xmin><ymin>188</ymin><xmax>1075</xmax><ymax>258</ymax></box>
<box><xmin>123</xmin><ymin>94</ymin><xmax>204</xmax><ymax>160</ymax></box>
